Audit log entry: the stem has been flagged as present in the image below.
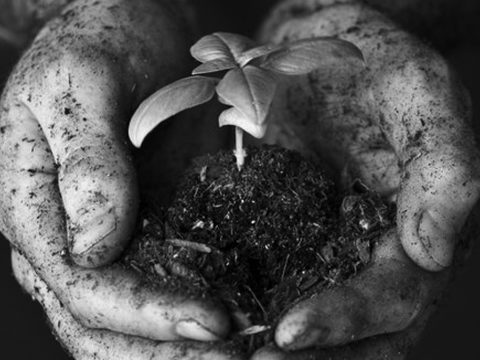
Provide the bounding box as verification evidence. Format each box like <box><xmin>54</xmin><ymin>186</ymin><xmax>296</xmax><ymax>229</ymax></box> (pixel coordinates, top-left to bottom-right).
<box><xmin>234</xmin><ymin>126</ymin><xmax>246</xmax><ymax>170</ymax></box>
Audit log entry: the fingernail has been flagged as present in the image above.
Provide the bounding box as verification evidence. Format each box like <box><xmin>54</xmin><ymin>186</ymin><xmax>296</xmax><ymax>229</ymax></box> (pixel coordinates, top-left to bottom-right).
<box><xmin>418</xmin><ymin>210</ymin><xmax>455</xmax><ymax>269</ymax></box>
<box><xmin>175</xmin><ymin>319</ymin><xmax>221</xmax><ymax>342</ymax></box>
<box><xmin>69</xmin><ymin>209</ymin><xmax>117</xmax><ymax>256</ymax></box>
<box><xmin>280</xmin><ymin>325</ymin><xmax>330</xmax><ymax>351</ymax></box>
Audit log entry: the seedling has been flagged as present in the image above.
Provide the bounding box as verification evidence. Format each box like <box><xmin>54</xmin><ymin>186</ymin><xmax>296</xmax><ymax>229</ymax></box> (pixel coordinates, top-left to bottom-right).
<box><xmin>128</xmin><ymin>32</ymin><xmax>364</xmax><ymax>169</ymax></box>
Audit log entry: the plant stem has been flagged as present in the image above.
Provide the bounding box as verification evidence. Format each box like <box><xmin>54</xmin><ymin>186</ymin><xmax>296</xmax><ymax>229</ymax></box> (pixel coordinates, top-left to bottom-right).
<box><xmin>234</xmin><ymin>126</ymin><xmax>246</xmax><ymax>170</ymax></box>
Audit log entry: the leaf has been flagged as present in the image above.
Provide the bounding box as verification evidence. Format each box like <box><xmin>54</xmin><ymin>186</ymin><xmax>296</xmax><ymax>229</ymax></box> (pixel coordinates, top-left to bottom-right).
<box><xmin>129</xmin><ymin>76</ymin><xmax>218</xmax><ymax>147</ymax></box>
<box><xmin>237</xmin><ymin>43</ymin><xmax>283</xmax><ymax>67</ymax></box>
<box><xmin>260</xmin><ymin>37</ymin><xmax>365</xmax><ymax>75</ymax></box>
<box><xmin>192</xmin><ymin>58</ymin><xmax>236</xmax><ymax>75</ymax></box>
<box><xmin>216</xmin><ymin>66</ymin><xmax>276</xmax><ymax>138</ymax></box>
<box><xmin>218</xmin><ymin>108</ymin><xmax>267</xmax><ymax>139</ymax></box>
<box><xmin>190</xmin><ymin>32</ymin><xmax>255</xmax><ymax>64</ymax></box>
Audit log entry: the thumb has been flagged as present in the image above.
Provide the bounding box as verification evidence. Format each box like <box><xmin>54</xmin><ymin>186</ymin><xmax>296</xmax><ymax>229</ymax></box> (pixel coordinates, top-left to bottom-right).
<box><xmin>398</xmin><ymin>150</ymin><xmax>480</xmax><ymax>271</ymax></box>
<box><xmin>21</xmin><ymin>50</ymin><xmax>139</xmax><ymax>268</ymax></box>
<box><xmin>6</xmin><ymin>0</ymin><xmax>197</xmax><ymax>268</ymax></box>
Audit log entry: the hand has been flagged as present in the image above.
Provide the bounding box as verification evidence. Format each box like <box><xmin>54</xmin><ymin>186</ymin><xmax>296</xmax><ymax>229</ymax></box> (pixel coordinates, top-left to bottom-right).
<box><xmin>11</xmin><ymin>249</ymin><xmax>241</xmax><ymax>360</ymax></box>
<box><xmin>0</xmin><ymin>0</ymin><xmax>231</xmax><ymax>356</ymax></box>
<box><xmin>250</xmin><ymin>230</ymin><xmax>457</xmax><ymax>359</ymax></box>
<box><xmin>252</xmin><ymin>0</ymin><xmax>480</xmax><ymax>357</ymax></box>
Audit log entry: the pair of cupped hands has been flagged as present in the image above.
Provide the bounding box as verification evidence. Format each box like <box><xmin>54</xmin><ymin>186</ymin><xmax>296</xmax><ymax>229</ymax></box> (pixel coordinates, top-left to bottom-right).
<box><xmin>1</xmin><ymin>0</ymin><xmax>480</xmax><ymax>359</ymax></box>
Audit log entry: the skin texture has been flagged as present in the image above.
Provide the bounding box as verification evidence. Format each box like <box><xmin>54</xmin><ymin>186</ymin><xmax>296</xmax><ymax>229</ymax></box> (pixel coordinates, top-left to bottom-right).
<box><xmin>1</xmin><ymin>0</ymin><xmax>479</xmax><ymax>359</ymax></box>
<box><xmin>11</xmin><ymin>250</ymin><xmax>242</xmax><ymax>360</ymax></box>
<box><xmin>249</xmin><ymin>0</ymin><xmax>480</xmax><ymax>358</ymax></box>
<box><xmin>0</xmin><ymin>0</ymin><xmax>232</xmax><ymax>355</ymax></box>
<box><xmin>260</xmin><ymin>0</ymin><xmax>480</xmax><ymax>271</ymax></box>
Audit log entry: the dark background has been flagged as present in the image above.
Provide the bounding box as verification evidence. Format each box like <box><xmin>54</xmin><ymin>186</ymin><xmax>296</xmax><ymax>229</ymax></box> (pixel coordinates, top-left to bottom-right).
<box><xmin>0</xmin><ymin>0</ymin><xmax>479</xmax><ymax>358</ymax></box>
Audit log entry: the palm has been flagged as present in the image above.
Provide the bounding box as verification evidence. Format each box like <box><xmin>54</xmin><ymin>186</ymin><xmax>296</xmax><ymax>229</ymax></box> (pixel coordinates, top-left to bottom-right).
<box><xmin>252</xmin><ymin>0</ymin><xmax>480</xmax><ymax>359</ymax></box>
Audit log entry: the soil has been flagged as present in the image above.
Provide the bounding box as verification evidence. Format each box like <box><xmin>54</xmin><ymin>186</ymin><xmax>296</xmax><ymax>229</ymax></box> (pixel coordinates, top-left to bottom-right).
<box><xmin>123</xmin><ymin>145</ymin><xmax>395</xmax><ymax>353</ymax></box>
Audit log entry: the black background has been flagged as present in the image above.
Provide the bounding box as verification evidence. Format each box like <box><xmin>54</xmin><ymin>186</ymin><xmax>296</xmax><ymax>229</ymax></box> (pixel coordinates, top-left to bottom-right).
<box><xmin>0</xmin><ymin>0</ymin><xmax>479</xmax><ymax>358</ymax></box>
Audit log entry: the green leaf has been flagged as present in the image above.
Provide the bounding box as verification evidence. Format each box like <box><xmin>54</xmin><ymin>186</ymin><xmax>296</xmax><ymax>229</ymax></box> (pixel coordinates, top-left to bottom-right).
<box><xmin>260</xmin><ymin>37</ymin><xmax>365</xmax><ymax>75</ymax></box>
<box><xmin>190</xmin><ymin>32</ymin><xmax>255</xmax><ymax>64</ymax></box>
<box><xmin>216</xmin><ymin>66</ymin><xmax>276</xmax><ymax>138</ymax></box>
<box><xmin>192</xmin><ymin>58</ymin><xmax>236</xmax><ymax>75</ymax></box>
<box><xmin>129</xmin><ymin>76</ymin><xmax>218</xmax><ymax>148</ymax></box>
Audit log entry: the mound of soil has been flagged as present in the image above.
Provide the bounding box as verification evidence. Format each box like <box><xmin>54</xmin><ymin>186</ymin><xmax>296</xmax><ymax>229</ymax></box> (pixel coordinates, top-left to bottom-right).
<box><xmin>123</xmin><ymin>145</ymin><xmax>394</xmax><ymax>352</ymax></box>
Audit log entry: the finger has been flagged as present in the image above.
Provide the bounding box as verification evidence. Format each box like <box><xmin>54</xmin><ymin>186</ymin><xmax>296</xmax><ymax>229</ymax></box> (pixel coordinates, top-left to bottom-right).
<box><xmin>0</xmin><ymin>100</ymin><xmax>230</xmax><ymax>341</ymax></box>
<box><xmin>14</xmin><ymin>41</ymin><xmax>137</xmax><ymax>268</ymax></box>
<box><xmin>273</xmin><ymin>229</ymin><xmax>449</xmax><ymax>351</ymax></box>
<box><xmin>368</xmin><ymin>40</ymin><xmax>480</xmax><ymax>271</ymax></box>
<box><xmin>398</xmin><ymin>151</ymin><xmax>480</xmax><ymax>271</ymax></box>
<box><xmin>262</xmin><ymin>0</ymin><xmax>480</xmax><ymax>271</ymax></box>
<box><xmin>251</xmin><ymin>324</ymin><xmax>423</xmax><ymax>360</ymax></box>
<box><xmin>3</xmin><ymin>0</ymin><xmax>194</xmax><ymax>267</ymax></box>
<box><xmin>12</xmin><ymin>250</ymin><xmax>242</xmax><ymax>360</ymax></box>
<box><xmin>253</xmin><ymin>305</ymin><xmax>433</xmax><ymax>360</ymax></box>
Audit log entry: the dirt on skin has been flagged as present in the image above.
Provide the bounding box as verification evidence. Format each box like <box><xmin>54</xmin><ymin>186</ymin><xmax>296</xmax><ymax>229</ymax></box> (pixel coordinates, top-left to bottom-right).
<box><xmin>123</xmin><ymin>145</ymin><xmax>395</xmax><ymax>352</ymax></box>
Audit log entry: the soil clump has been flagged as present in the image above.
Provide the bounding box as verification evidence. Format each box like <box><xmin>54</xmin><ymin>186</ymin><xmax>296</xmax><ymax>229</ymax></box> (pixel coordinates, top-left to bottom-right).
<box><xmin>123</xmin><ymin>145</ymin><xmax>395</xmax><ymax>352</ymax></box>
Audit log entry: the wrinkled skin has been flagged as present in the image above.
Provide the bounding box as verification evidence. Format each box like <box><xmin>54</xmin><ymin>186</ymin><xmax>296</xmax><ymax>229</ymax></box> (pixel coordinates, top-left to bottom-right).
<box><xmin>1</xmin><ymin>0</ymin><xmax>480</xmax><ymax>359</ymax></box>
<box><xmin>251</xmin><ymin>0</ymin><xmax>480</xmax><ymax>358</ymax></box>
<box><xmin>0</xmin><ymin>0</ymin><xmax>234</xmax><ymax>358</ymax></box>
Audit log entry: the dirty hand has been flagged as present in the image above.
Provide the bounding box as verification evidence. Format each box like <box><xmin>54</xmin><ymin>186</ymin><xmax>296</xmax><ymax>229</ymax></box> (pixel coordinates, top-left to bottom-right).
<box><xmin>0</xmin><ymin>0</ymin><xmax>234</xmax><ymax>358</ymax></box>
<box><xmin>252</xmin><ymin>0</ymin><xmax>480</xmax><ymax>358</ymax></box>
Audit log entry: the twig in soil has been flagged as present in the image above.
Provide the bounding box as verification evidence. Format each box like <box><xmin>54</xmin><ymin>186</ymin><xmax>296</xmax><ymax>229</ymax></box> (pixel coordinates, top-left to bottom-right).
<box><xmin>129</xmin><ymin>260</ymin><xmax>143</xmax><ymax>274</ymax></box>
<box><xmin>192</xmin><ymin>220</ymin><xmax>205</xmax><ymax>230</ymax></box>
<box><xmin>244</xmin><ymin>285</ymin><xmax>268</xmax><ymax>321</ymax></box>
<box><xmin>168</xmin><ymin>261</ymin><xmax>208</xmax><ymax>286</ymax></box>
<box><xmin>165</xmin><ymin>238</ymin><xmax>212</xmax><ymax>253</ymax></box>
<box><xmin>314</xmin><ymin>251</ymin><xmax>327</xmax><ymax>264</ymax></box>
<box><xmin>299</xmin><ymin>275</ymin><xmax>320</xmax><ymax>292</ymax></box>
<box><xmin>154</xmin><ymin>263</ymin><xmax>167</xmax><ymax>277</ymax></box>
<box><xmin>199</xmin><ymin>166</ymin><xmax>207</xmax><ymax>182</ymax></box>
<box><xmin>280</xmin><ymin>254</ymin><xmax>290</xmax><ymax>282</ymax></box>
<box><xmin>238</xmin><ymin>325</ymin><xmax>271</xmax><ymax>336</ymax></box>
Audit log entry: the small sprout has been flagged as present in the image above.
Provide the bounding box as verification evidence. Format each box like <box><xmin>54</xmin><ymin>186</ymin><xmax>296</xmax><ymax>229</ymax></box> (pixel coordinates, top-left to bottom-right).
<box><xmin>129</xmin><ymin>32</ymin><xmax>365</xmax><ymax>170</ymax></box>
